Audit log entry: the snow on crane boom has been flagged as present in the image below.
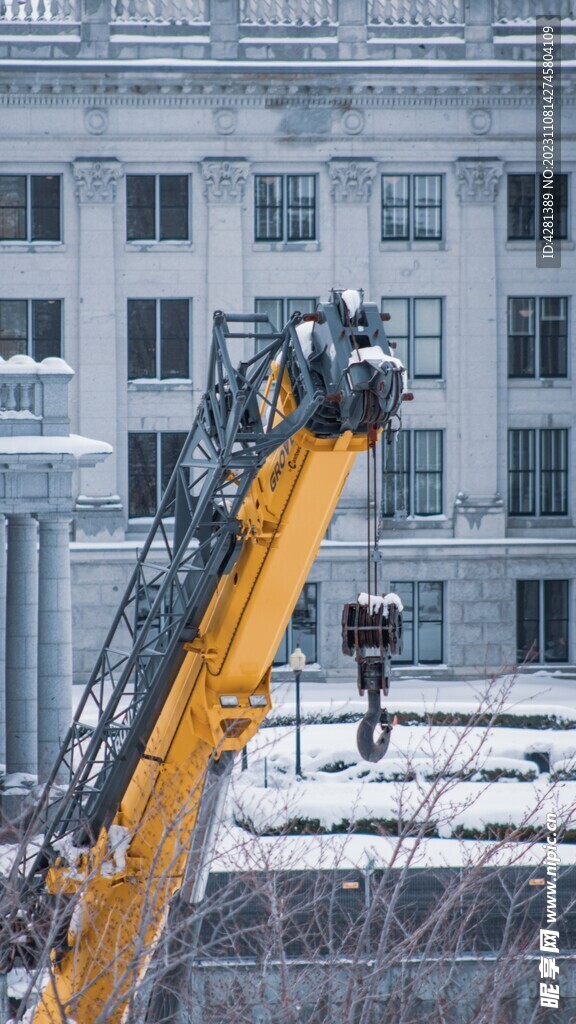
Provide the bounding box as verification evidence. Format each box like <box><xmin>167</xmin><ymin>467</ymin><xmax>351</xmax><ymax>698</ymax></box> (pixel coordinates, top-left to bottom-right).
<box><xmin>1</xmin><ymin>289</ymin><xmax>405</xmax><ymax>1023</ymax></box>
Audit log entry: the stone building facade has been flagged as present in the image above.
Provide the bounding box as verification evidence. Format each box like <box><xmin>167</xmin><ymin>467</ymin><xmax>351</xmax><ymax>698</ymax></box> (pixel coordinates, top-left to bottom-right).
<box><xmin>0</xmin><ymin>0</ymin><xmax>574</xmax><ymax>681</ymax></box>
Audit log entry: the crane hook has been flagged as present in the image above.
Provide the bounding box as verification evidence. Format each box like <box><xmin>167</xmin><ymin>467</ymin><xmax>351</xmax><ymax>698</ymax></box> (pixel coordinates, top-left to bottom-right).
<box><xmin>357</xmin><ymin>690</ymin><xmax>392</xmax><ymax>763</ymax></box>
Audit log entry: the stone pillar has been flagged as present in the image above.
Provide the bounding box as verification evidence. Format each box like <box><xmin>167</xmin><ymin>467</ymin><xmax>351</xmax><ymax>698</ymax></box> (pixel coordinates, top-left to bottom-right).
<box><xmin>328</xmin><ymin>159</ymin><xmax>376</xmax><ymax>293</ymax></box>
<box><xmin>209</xmin><ymin>0</ymin><xmax>239</xmax><ymax>60</ymax></box>
<box><xmin>464</xmin><ymin>0</ymin><xmax>494</xmax><ymax>61</ymax></box>
<box><xmin>37</xmin><ymin>517</ymin><xmax>73</xmax><ymax>781</ymax></box>
<box><xmin>0</xmin><ymin>516</ymin><xmax>5</xmax><ymax>767</ymax></box>
<box><xmin>5</xmin><ymin>516</ymin><xmax>38</xmax><ymax>775</ymax></box>
<box><xmin>201</xmin><ymin>159</ymin><xmax>249</xmax><ymax>335</ymax></box>
<box><xmin>453</xmin><ymin>158</ymin><xmax>504</xmax><ymax>538</ymax></box>
<box><xmin>73</xmin><ymin>158</ymin><xmax>124</xmax><ymax>537</ymax></box>
<box><xmin>79</xmin><ymin>0</ymin><xmax>111</xmax><ymax>59</ymax></box>
<box><xmin>338</xmin><ymin>0</ymin><xmax>368</xmax><ymax>60</ymax></box>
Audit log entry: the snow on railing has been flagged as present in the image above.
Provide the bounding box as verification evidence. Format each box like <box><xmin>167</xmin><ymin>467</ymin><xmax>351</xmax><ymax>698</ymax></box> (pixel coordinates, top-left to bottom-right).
<box><xmin>112</xmin><ymin>0</ymin><xmax>207</xmax><ymax>22</ymax></box>
<box><xmin>0</xmin><ymin>0</ymin><xmax>79</xmax><ymax>21</ymax></box>
<box><xmin>239</xmin><ymin>0</ymin><xmax>337</xmax><ymax>25</ymax></box>
<box><xmin>494</xmin><ymin>0</ymin><xmax>573</xmax><ymax>21</ymax></box>
<box><xmin>368</xmin><ymin>0</ymin><xmax>463</xmax><ymax>25</ymax></box>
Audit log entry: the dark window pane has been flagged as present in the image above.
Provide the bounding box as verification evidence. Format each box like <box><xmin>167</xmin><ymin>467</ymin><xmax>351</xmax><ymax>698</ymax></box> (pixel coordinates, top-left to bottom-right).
<box><xmin>508</xmin><ymin>298</ymin><xmax>535</xmax><ymax>378</ymax></box>
<box><xmin>31</xmin><ymin>175</ymin><xmax>60</xmax><ymax>242</ymax></box>
<box><xmin>127</xmin><ymin>175</ymin><xmax>155</xmax><ymax>241</ymax></box>
<box><xmin>160</xmin><ymin>432</ymin><xmax>187</xmax><ymax>496</ymax></box>
<box><xmin>414</xmin><ymin>430</ymin><xmax>442</xmax><ymax>515</ymax></box>
<box><xmin>32</xmin><ymin>300</ymin><xmax>61</xmax><ymax>360</ymax></box>
<box><xmin>129</xmin><ymin>432</ymin><xmax>157</xmax><ymax>517</ymax></box>
<box><xmin>418</xmin><ymin>582</ymin><xmax>443</xmax><ymax>663</ymax></box>
<box><xmin>540</xmin><ymin>429</ymin><xmax>568</xmax><ymax>516</ymax></box>
<box><xmin>508</xmin><ymin>175</ymin><xmax>535</xmax><ymax>240</ymax></box>
<box><xmin>413</xmin><ymin>175</ymin><xmax>442</xmax><ymax>241</ymax></box>
<box><xmin>159</xmin><ymin>175</ymin><xmax>189</xmax><ymax>241</ymax></box>
<box><xmin>0</xmin><ymin>176</ymin><xmax>26</xmax><ymax>240</ymax></box>
<box><xmin>255</xmin><ymin>176</ymin><xmax>282</xmax><ymax>242</ymax></box>
<box><xmin>517</xmin><ymin>580</ymin><xmax>539</xmax><ymax>663</ymax></box>
<box><xmin>160</xmin><ymin>299</ymin><xmax>189</xmax><ymax>379</ymax></box>
<box><xmin>286</xmin><ymin>297</ymin><xmax>316</xmax><ymax>319</ymax></box>
<box><xmin>287</xmin><ymin>175</ymin><xmax>315</xmax><ymax>241</ymax></box>
<box><xmin>382</xmin><ymin>176</ymin><xmax>409</xmax><ymax>240</ymax></box>
<box><xmin>292</xmin><ymin>582</ymin><xmax>317</xmax><ymax>663</ymax></box>
<box><xmin>540</xmin><ymin>296</ymin><xmax>567</xmax><ymax>378</ymax></box>
<box><xmin>128</xmin><ymin>299</ymin><xmax>156</xmax><ymax>379</ymax></box>
<box><xmin>382</xmin><ymin>297</ymin><xmax>409</xmax><ymax>373</ymax></box>
<box><xmin>544</xmin><ymin>580</ymin><xmax>568</xmax><ymax>662</ymax></box>
<box><xmin>382</xmin><ymin>429</ymin><xmax>410</xmax><ymax>518</ymax></box>
<box><xmin>508</xmin><ymin>430</ymin><xmax>535</xmax><ymax>515</ymax></box>
<box><xmin>0</xmin><ymin>300</ymin><xmax>27</xmax><ymax>358</ymax></box>
<box><xmin>539</xmin><ymin>174</ymin><xmax>568</xmax><ymax>241</ymax></box>
<box><xmin>391</xmin><ymin>582</ymin><xmax>414</xmax><ymax>663</ymax></box>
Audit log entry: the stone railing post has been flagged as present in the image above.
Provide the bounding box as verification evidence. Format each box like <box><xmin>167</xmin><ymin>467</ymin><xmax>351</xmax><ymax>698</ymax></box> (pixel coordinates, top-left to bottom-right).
<box><xmin>80</xmin><ymin>0</ymin><xmax>111</xmax><ymax>59</ymax></box>
<box><xmin>338</xmin><ymin>0</ymin><xmax>368</xmax><ymax>60</ymax></box>
<box><xmin>209</xmin><ymin>0</ymin><xmax>239</xmax><ymax>60</ymax></box>
<box><xmin>464</xmin><ymin>0</ymin><xmax>494</xmax><ymax>60</ymax></box>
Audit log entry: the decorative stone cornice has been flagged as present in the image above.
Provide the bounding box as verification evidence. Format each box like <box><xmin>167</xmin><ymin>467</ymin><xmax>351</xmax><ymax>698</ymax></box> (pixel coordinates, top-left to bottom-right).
<box><xmin>328</xmin><ymin>159</ymin><xmax>376</xmax><ymax>203</ymax></box>
<box><xmin>73</xmin><ymin>159</ymin><xmax>123</xmax><ymax>204</ymax></box>
<box><xmin>454</xmin><ymin>158</ymin><xmax>502</xmax><ymax>204</ymax></box>
<box><xmin>201</xmin><ymin>159</ymin><xmax>249</xmax><ymax>203</ymax></box>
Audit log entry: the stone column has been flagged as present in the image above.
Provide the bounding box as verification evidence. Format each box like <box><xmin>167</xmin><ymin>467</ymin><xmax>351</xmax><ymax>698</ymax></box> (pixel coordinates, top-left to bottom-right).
<box><xmin>0</xmin><ymin>516</ymin><xmax>5</xmax><ymax>767</ymax></box>
<box><xmin>6</xmin><ymin>515</ymin><xmax>38</xmax><ymax>775</ymax></box>
<box><xmin>453</xmin><ymin>158</ymin><xmax>504</xmax><ymax>538</ymax></box>
<box><xmin>209</xmin><ymin>0</ymin><xmax>238</xmax><ymax>60</ymax></box>
<box><xmin>201</xmin><ymin>160</ymin><xmax>249</xmax><ymax>353</ymax></box>
<box><xmin>37</xmin><ymin>516</ymin><xmax>73</xmax><ymax>781</ymax></box>
<box><xmin>338</xmin><ymin>0</ymin><xmax>368</xmax><ymax>60</ymax></box>
<box><xmin>73</xmin><ymin>158</ymin><xmax>124</xmax><ymax>536</ymax></box>
<box><xmin>328</xmin><ymin>159</ymin><xmax>376</xmax><ymax>294</ymax></box>
<box><xmin>464</xmin><ymin>0</ymin><xmax>494</xmax><ymax>61</ymax></box>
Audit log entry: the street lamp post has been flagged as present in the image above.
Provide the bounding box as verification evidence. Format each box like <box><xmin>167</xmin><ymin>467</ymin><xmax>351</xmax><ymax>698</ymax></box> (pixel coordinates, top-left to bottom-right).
<box><xmin>289</xmin><ymin>645</ymin><xmax>306</xmax><ymax>778</ymax></box>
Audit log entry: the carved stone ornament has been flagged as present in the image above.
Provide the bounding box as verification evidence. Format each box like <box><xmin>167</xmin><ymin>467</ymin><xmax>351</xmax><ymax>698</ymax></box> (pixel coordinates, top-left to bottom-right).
<box><xmin>328</xmin><ymin>160</ymin><xmax>376</xmax><ymax>203</ymax></box>
<box><xmin>73</xmin><ymin>160</ymin><xmax>123</xmax><ymax>204</ymax></box>
<box><xmin>454</xmin><ymin>159</ymin><xmax>502</xmax><ymax>204</ymax></box>
<box><xmin>201</xmin><ymin>160</ymin><xmax>249</xmax><ymax>202</ymax></box>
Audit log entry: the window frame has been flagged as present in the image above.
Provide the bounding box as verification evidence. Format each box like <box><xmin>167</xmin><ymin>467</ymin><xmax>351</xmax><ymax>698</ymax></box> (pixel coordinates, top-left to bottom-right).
<box><xmin>126</xmin><ymin>173</ymin><xmax>191</xmax><ymax>243</ymax></box>
<box><xmin>390</xmin><ymin>581</ymin><xmax>444</xmax><ymax>666</ymax></box>
<box><xmin>508</xmin><ymin>427</ymin><xmax>568</xmax><ymax>517</ymax></box>
<box><xmin>507</xmin><ymin>296</ymin><xmax>568</xmax><ymax>379</ymax></box>
<box><xmin>382</xmin><ymin>428</ymin><xmax>444</xmax><ymax>518</ymax></box>
<box><xmin>254</xmin><ymin>174</ymin><xmax>317</xmax><ymax>243</ymax></box>
<box><xmin>507</xmin><ymin>173</ymin><xmax>568</xmax><ymax>242</ymax></box>
<box><xmin>127</xmin><ymin>297</ymin><xmax>191</xmax><ymax>381</ymax></box>
<box><xmin>381</xmin><ymin>296</ymin><xmax>443</xmax><ymax>380</ymax></box>
<box><xmin>0</xmin><ymin>298</ymin><xmax>62</xmax><ymax>361</ymax></box>
<box><xmin>381</xmin><ymin>174</ymin><xmax>443</xmax><ymax>243</ymax></box>
<box><xmin>128</xmin><ymin>429</ymin><xmax>188</xmax><ymax>519</ymax></box>
<box><xmin>0</xmin><ymin>174</ymin><xmax>62</xmax><ymax>243</ymax></box>
<box><xmin>516</xmin><ymin>579</ymin><xmax>569</xmax><ymax>664</ymax></box>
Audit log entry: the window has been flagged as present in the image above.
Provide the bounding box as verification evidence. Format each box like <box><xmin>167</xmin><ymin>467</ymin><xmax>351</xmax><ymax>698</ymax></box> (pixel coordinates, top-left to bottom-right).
<box><xmin>128</xmin><ymin>431</ymin><xmax>187</xmax><ymax>518</ymax></box>
<box><xmin>0</xmin><ymin>299</ymin><xmax>61</xmax><ymax>360</ymax></box>
<box><xmin>254</xmin><ymin>175</ymin><xmax>316</xmax><ymax>242</ymax></box>
<box><xmin>126</xmin><ymin>175</ymin><xmax>189</xmax><ymax>242</ymax></box>
<box><xmin>274</xmin><ymin>583</ymin><xmax>318</xmax><ymax>666</ymax></box>
<box><xmin>383</xmin><ymin>430</ymin><xmax>443</xmax><ymax>517</ymax></box>
<box><xmin>254</xmin><ymin>297</ymin><xmax>317</xmax><ymax>348</ymax></box>
<box><xmin>381</xmin><ymin>175</ymin><xmax>442</xmax><ymax>241</ymax></box>
<box><xmin>507</xmin><ymin>174</ymin><xmax>568</xmax><ymax>241</ymax></box>
<box><xmin>128</xmin><ymin>299</ymin><xmax>190</xmax><ymax>380</ymax></box>
<box><xmin>508</xmin><ymin>429</ymin><xmax>568</xmax><ymax>516</ymax></box>
<box><xmin>381</xmin><ymin>297</ymin><xmax>442</xmax><ymax>378</ymax></box>
<box><xmin>508</xmin><ymin>297</ymin><xmax>568</xmax><ymax>378</ymax></box>
<box><xmin>517</xmin><ymin>580</ymin><xmax>569</xmax><ymax>663</ymax></box>
<box><xmin>0</xmin><ymin>175</ymin><xmax>61</xmax><ymax>242</ymax></box>
<box><xmin>391</xmin><ymin>581</ymin><xmax>444</xmax><ymax>664</ymax></box>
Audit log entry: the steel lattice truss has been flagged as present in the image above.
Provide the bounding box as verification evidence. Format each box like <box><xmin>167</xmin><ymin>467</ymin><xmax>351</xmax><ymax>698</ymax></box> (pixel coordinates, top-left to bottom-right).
<box><xmin>16</xmin><ymin>310</ymin><xmax>321</xmax><ymax>886</ymax></box>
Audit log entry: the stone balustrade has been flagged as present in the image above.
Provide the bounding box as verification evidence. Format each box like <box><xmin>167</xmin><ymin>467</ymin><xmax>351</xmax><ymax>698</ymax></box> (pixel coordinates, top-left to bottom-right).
<box><xmin>0</xmin><ymin>355</ymin><xmax>73</xmax><ymax>438</ymax></box>
<box><xmin>0</xmin><ymin>0</ymin><xmax>556</xmax><ymax>61</ymax></box>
